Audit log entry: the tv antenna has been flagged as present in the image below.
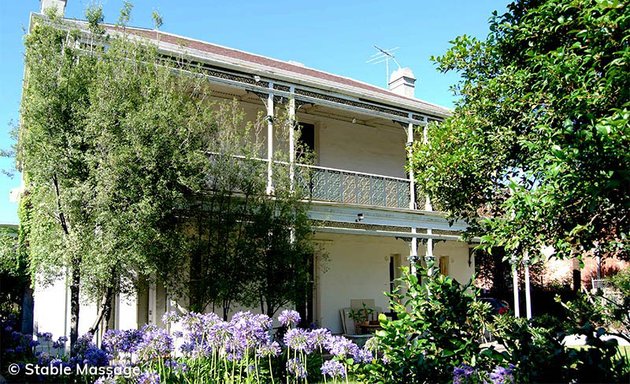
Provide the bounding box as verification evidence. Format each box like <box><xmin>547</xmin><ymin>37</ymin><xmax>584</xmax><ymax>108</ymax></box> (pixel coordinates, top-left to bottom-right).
<box><xmin>367</xmin><ymin>45</ymin><xmax>401</xmax><ymax>86</ymax></box>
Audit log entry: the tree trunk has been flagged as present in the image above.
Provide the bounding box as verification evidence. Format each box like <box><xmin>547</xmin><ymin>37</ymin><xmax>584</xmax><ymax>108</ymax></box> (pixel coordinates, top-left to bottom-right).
<box><xmin>20</xmin><ymin>286</ymin><xmax>34</xmax><ymax>335</ymax></box>
<box><xmin>69</xmin><ymin>260</ymin><xmax>81</xmax><ymax>354</ymax></box>
<box><xmin>88</xmin><ymin>285</ymin><xmax>115</xmax><ymax>335</ymax></box>
<box><xmin>222</xmin><ymin>300</ymin><xmax>229</xmax><ymax>321</ymax></box>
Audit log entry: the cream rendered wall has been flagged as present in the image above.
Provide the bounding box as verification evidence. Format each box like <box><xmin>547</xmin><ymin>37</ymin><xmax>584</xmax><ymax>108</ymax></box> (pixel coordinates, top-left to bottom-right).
<box><xmin>33</xmin><ymin>276</ymin><xmax>101</xmax><ymax>339</ymax></box>
<box><xmin>208</xmin><ymin>96</ymin><xmax>408</xmax><ymax>179</ymax></box>
<box><xmin>433</xmin><ymin>241</ymin><xmax>475</xmax><ymax>284</ymax></box>
<box><xmin>134</xmin><ymin>236</ymin><xmax>474</xmax><ymax>335</ymax></box>
<box><xmin>315</xmin><ymin>235</ymin><xmax>474</xmax><ymax>334</ymax></box>
<box><xmin>116</xmin><ymin>293</ymin><xmax>139</xmax><ymax>330</ymax></box>
<box><xmin>314</xmin><ymin>233</ymin><xmax>410</xmax><ymax>333</ymax></box>
<box><xmin>314</xmin><ymin>117</ymin><xmax>407</xmax><ymax>178</ymax></box>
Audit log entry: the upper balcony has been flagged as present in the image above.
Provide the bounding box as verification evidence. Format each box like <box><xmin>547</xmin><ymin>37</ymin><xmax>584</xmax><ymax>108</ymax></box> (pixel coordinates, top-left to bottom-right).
<box><xmin>295</xmin><ymin>163</ymin><xmax>417</xmax><ymax>210</ymax></box>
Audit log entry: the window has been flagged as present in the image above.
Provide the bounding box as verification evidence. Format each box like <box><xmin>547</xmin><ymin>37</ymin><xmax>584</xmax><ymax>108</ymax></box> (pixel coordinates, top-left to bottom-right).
<box><xmin>439</xmin><ymin>256</ymin><xmax>449</xmax><ymax>276</ymax></box>
<box><xmin>389</xmin><ymin>254</ymin><xmax>403</xmax><ymax>295</ymax></box>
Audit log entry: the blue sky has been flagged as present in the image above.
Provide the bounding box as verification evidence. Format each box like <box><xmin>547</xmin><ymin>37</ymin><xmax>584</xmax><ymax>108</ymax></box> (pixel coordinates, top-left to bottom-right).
<box><xmin>0</xmin><ymin>0</ymin><xmax>510</xmax><ymax>225</ymax></box>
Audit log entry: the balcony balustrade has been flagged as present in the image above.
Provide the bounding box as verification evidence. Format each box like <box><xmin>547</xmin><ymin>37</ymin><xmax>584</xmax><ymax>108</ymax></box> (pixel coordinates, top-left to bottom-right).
<box><xmin>207</xmin><ymin>153</ymin><xmax>419</xmax><ymax>210</ymax></box>
<box><xmin>295</xmin><ymin>164</ymin><xmax>412</xmax><ymax>209</ymax></box>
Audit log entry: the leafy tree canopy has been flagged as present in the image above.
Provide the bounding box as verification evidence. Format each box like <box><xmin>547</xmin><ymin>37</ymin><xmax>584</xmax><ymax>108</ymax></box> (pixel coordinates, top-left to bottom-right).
<box><xmin>413</xmin><ymin>0</ymin><xmax>629</xmax><ymax>263</ymax></box>
<box><xmin>18</xmin><ymin>4</ymin><xmax>315</xmax><ymax>345</ymax></box>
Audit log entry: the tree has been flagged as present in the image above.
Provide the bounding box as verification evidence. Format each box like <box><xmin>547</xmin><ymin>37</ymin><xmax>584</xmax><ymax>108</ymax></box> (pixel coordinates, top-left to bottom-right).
<box><xmin>412</xmin><ymin>0</ymin><xmax>629</xmax><ymax>278</ymax></box>
<box><xmin>180</xmin><ymin>103</ymin><xmax>316</xmax><ymax>319</ymax></box>
<box><xmin>19</xmin><ymin>5</ymin><xmax>316</xmax><ymax>343</ymax></box>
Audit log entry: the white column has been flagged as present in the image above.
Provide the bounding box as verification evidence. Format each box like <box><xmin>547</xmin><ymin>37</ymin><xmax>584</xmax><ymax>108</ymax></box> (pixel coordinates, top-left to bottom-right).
<box><xmin>406</xmin><ymin>116</ymin><xmax>418</xmax><ymax>274</ymax></box>
<box><xmin>148</xmin><ymin>282</ymin><xmax>157</xmax><ymax>325</ymax></box>
<box><xmin>512</xmin><ymin>258</ymin><xmax>520</xmax><ymax>318</ymax></box>
<box><xmin>266</xmin><ymin>82</ymin><xmax>275</xmax><ymax>195</ymax></box>
<box><xmin>524</xmin><ymin>251</ymin><xmax>532</xmax><ymax>319</ymax></box>
<box><xmin>289</xmin><ymin>86</ymin><xmax>296</xmax><ymax>192</ymax></box>
<box><xmin>421</xmin><ymin>118</ymin><xmax>435</xmax><ymax>275</ymax></box>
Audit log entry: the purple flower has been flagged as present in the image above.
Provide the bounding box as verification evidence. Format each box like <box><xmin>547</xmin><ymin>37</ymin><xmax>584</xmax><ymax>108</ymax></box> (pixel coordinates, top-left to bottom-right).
<box><xmin>308</xmin><ymin>328</ymin><xmax>331</xmax><ymax>351</ymax></box>
<box><xmin>286</xmin><ymin>357</ymin><xmax>307</xmax><ymax>379</ymax></box>
<box><xmin>36</xmin><ymin>331</ymin><xmax>53</xmax><ymax>341</ymax></box>
<box><xmin>73</xmin><ymin>333</ymin><xmax>96</xmax><ymax>357</ymax></box>
<box><xmin>37</xmin><ymin>351</ymin><xmax>51</xmax><ymax>365</ymax></box>
<box><xmin>490</xmin><ymin>364</ymin><xmax>515</xmax><ymax>384</ymax></box>
<box><xmin>83</xmin><ymin>346</ymin><xmax>109</xmax><ymax>367</ymax></box>
<box><xmin>103</xmin><ymin>329</ymin><xmax>144</xmax><ymax>354</ymax></box>
<box><xmin>256</xmin><ymin>341</ymin><xmax>281</xmax><ymax>358</ymax></box>
<box><xmin>137</xmin><ymin>371</ymin><xmax>160</xmax><ymax>384</ymax></box>
<box><xmin>321</xmin><ymin>360</ymin><xmax>346</xmax><ymax>378</ymax></box>
<box><xmin>325</xmin><ymin>335</ymin><xmax>359</xmax><ymax>358</ymax></box>
<box><xmin>352</xmin><ymin>347</ymin><xmax>373</xmax><ymax>363</ymax></box>
<box><xmin>284</xmin><ymin>328</ymin><xmax>310</xmax><ymax>352</ymax></box>
<box><xmin>136</xmin><ymin>326</ymin><xmax>173</xmax><ymax>361</ymax></box>
<box><xmin>453</xmin><ymin>364</ymin><xmax>475</xmax><ymax>384</ymax></box>
<box><xmin>278</xmin><ymin>310</ymin><xmax>301</xmax><ymax>327</ymax></box>
<box><xmin>164</xmin><ymin>359</ymin><xmax>188</xmax><ymax>374</ymax></box>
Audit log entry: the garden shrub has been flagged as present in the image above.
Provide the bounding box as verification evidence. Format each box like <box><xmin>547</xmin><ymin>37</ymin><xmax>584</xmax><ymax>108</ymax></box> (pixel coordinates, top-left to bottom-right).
<box><xmin>354</xmin><ymin>267</ymin><xmax>505</xmax><ymax>383</ymax></box>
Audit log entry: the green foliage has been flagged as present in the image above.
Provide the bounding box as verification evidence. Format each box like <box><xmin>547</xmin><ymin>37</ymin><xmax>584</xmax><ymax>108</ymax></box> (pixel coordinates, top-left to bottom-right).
<box><xmin>348</xmin><ymin>303</ymin><xmax>374</xmax><ymax>323</ymax></box>
<box><xmin>356</xmin><ymin>268</ymin><xmax>498</xmax><ymax>383</ymax></box>
<box><xmin>412</xmin><ymin>0</ymin><xmax>629</xmax><ymax>263</ymax></box>
<box><xmin>19</xmin><ymin>5</ymin><xmax>316</xmax><ymax>335</ymax></box>
<box><xmin>0</xmin><ymin>225</ymin><xmax>26</xmax><ymax>315</ymax></box>
<box><xmin>352</xmin><ymin>266</ymin><xmax>628</xmax><ymax>383</ymax></box>
<box><xmin>490</xmin><ymin>297</ymin><xmax>629</xmax><ymax>383</ymax></box>
<box><xmin>610</xmin><ymin>267</ymin><xmax>630</xmax><ymax>293</ymax></box>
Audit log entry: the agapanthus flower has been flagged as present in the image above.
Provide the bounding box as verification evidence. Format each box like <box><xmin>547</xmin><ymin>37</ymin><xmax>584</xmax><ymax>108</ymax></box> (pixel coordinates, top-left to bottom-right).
<box><xmin>51</xmin><ymin>336</ymin><xmax>67</xmax><ymax>349</ymax></box>
<box><xmin>284</xmin><ymin>328</ymin><xmax>310</xmax><ymax>352</ymax></box>
<box><xmin>325</xmin><ymin>335</ymin><xmax>359</xmax><ymax>358</ymax></box>
<box><xmin>83</xmin><ymin>346</ymin><xmax>109</xmax><ymax>367</ymax></box>
<box><xmin>136</xmin><ymin>326</ymin><xmax>173</xmax><ymax>361</ymax></box>
<box><xmin>490</xmin><ymin>364</ymin><xmax>515</xmax><ymax>384</ymax></box>
<box><xmin>352</xmin><ymin>347</ymin><xmax>373</xmax><ymax>363</ymax></box>
<box><xmin>278</xmin><ymin>310</ymin><xmax>301</xmax><ymax>327</ymax></box>
<box><xmin>137</xmin><ymin>371</ymin><xmax>161</xmax><ymax>384</ymax></box>
<box><xmin>73</xmin><ymin>333</ymin><xmax>97</xmax><ymax>357</ymax></box>
<box><xmin>453</xmin><ymin>364</ymin><xmax>475</xmax><ymax>384</ymax></box>
<box><xmin>286</xmin><ymin>357</ymin><xmax>307</xmax><ymax>379</ymax></box>
<box><xmin>256</xmin><ymin>341</ymin><xmax>281</xmax><ymax>358</ymax></box>
<box><xmin>37</xmin><ymin>351</ymin><xmax>52</xmax><ymax>365</ymax></box>
<box><xmin>308</xmin><ymin>328</ymin><xmax>331</xmax><ymax>351</ymax></box>
<box><xmin>103</xmin><ymin>329</ymin><xmax>144</xmax><ymax>355</ymax></box>
<box><xmin>36</xmin><ymin>332</ymin><xmax>53</xmax><ymax>341</ymax></box>
<box><xmin>164</xmin><ymin>359</ymin><xmax>188</xmax><ymax>374</ymax></box>
<box><xmin>230</xmin><ymin>311</ymin><xmax>272</xmax><ymax>351</ymax></box>
<box><xmin>321</xmin><ymin>360</ymin><xmax>346</xmax><ymax>378</ymax></box>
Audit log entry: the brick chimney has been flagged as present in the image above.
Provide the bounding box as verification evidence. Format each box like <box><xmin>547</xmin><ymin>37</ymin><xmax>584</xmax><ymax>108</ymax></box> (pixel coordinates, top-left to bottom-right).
<box><xmin>388</xmin><ymin>67</ymin><xmax>416</xmax><ymax>98</ymax></box>
<box><xmin>40</xmin><ymin>0</ymin><xmax>67</xmax><ymax>16</ymax></box>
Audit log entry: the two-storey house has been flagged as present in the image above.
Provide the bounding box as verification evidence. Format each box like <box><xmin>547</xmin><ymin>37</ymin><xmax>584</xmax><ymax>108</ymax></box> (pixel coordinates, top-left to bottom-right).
<box><xmin>31</xmin><ymin>0</ymin><xmax>474</xmax><ymax>338</ymax></box>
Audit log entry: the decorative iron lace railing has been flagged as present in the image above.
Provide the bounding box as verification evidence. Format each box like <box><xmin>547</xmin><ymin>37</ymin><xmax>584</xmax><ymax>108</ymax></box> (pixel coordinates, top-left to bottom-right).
<box><xmin>295</xmin><ymin>164</ymin><xmax>412</xmax><ymax>209</ymax></box>
<box><xmin>207</xmin><ymin>152</ymin><xmax>416</xmax><ymax>209</ymax></box>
